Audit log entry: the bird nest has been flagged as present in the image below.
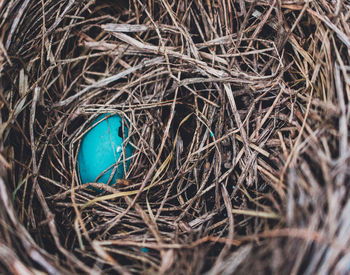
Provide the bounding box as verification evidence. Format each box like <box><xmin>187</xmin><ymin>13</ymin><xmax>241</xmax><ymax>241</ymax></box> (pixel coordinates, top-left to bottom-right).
<box><xmin>0</xmin><ymin>0</ymin><xmax>349</xmax><ymax>274</ymax></box>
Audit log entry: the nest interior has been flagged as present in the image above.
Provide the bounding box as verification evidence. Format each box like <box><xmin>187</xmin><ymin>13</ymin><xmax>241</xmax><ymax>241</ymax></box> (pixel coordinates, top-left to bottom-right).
<box><xmin>0</xmin><ymin>0</ymin><xmax>350</xmax><ymax>274</ymax></box>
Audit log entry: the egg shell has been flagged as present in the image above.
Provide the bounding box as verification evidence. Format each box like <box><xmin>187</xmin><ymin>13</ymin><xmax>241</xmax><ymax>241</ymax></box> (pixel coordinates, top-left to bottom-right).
<box><xmin>77</xmin><ymin>113</ymin><xmax>133</xmax><ymax>186</ymax></box>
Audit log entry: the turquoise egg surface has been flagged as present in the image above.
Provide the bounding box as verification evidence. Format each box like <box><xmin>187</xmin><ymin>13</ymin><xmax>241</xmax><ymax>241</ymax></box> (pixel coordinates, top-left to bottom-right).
<box><xmin>77</xmin><ymin>113</ymin><xmax>133</xmax><ymax>186</ymax></box>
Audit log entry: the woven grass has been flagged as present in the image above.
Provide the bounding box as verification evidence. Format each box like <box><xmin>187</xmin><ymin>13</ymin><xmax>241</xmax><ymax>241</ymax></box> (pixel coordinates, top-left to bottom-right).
<box><xmin>0</xmin><ymin>0</ymin><xmax>349</xmax><ymax>274</ymax></box>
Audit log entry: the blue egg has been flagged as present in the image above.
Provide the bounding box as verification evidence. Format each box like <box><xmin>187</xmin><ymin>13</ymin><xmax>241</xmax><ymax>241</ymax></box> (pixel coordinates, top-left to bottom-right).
<box><xmin>77</xmin><ymin>113</ymin><xmax>133</xmax><ymax>186</ymax></box>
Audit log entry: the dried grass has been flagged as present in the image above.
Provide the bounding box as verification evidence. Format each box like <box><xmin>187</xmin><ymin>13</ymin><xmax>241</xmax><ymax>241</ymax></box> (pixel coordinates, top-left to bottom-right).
<box><xmin>0</xmin><ymin>0</ymin><xmax>349</xmax><ymax>274</ymax></box>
